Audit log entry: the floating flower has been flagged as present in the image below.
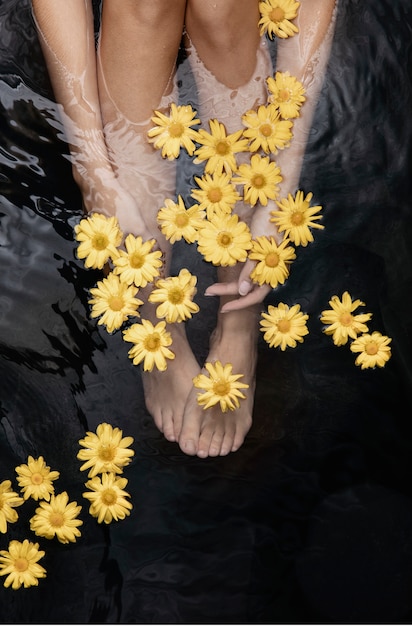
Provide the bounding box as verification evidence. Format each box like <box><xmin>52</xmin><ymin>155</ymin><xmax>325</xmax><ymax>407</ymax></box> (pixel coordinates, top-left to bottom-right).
<box><xmin>232</xmin><ymin>154</ymin><xmax>282</xmax><ymax>206</ymax></box>
<box><xmin>271</xmin><ymin>190</ymin><xmax>324</xmax><ymax>246</ymax></box>
<box><xmin>194</xmin><ymin>119</ymin><xmax>249</xmax><ymax>175</ymax></box>
<box><xmin>0</xmin><ymin>539</ymin><xmax>46</xmax><ymax>590</ymax></box>
<box><xmin>15</xmin><ymin>456</ymin><xmax>60</xmax><ymax>501</ymax></box>
<box><xmin>148</xmin><ymin>268</ymin><xmax>199</xmax><ymax>324</ymax></box>
<box><xmin>193</xmin><ymin>361</ymin><xmax>249</xmax><ymax>412</ymax></box>
<box><xmin>0</xmin><ymin>480</ymin><xmax>24</xmax><ymax>534</ymax></box>
<box><xmin>147</xmin><ymin>103</ymin><xmax>201</xmax><ymax>159</ymax></box>
<box><xmin>157</xmin><ymin>195</ymin><xmax>205</xmax><ymax>244</ymax></box>
<box><xmin>77</xmin><ymin>422</ymin><xmax>135</xmax><ymax>478</ymax></box>
<box><xmin>83</xmin><ymin>473</ymin><xmax>133</xmax><ymax>524</ymax></box>
<box><xmin>260</xmin><ymin>302</ymin><xmax>309</xmax><ymax>350</ymax></box>
<box><xmin>350</xmin><ymin>331</ymin><xmax>392</xmax><ymax>369</ymax></box>
<box><xmin>241</xmin><ymin>104</ymin><xmax>293</xmax><ymax>154</ymax></box>
<box><xmin>123</xmin><ymin>319</ymin><xmax>175</xmax><ymax>372</ymax></box>
<box><xmin>113</xmin><ymin>235</ymin><xmax>163</xmax><ymax>288</ymax></box>
<box><xmin>88</xmin><ymin>272</ymin><xmax>143</xmax><ymax>333</ymax></box>
<box><xmin>197</xmin><ymin>213</ymin><xmax>252</xmax><ymax>267</ymax></box>
<box><xmin>258</xmin><ymin>0</ymin><xmax>300</xmax><ymax>39</ymax></box>
<box><xmin>191</xmin><ymin>171</ymin><xmax>241</xmax><ymax>219</ymax></box>
<box><xmin>29</xmin><ymin>492</ymin><xmax>83</xmax><ymax>544</ymax></box>
<box><xmin>320</xmin><ymin>291</ymin><xmax>372</xmax><ymax>346</ymax></box>
<box><xmin>249</xmin><ymin>236</ymin><xmax>296</xmax><ymax>288</ymax></box>
<box><xmin>74</xmin><ymin>213</ymin><xmax>122</xmax><ymax>269</ymax></box>
<box><xmin>267</xmin><ymin>71</ymin><xmax>306</xmax><ymax>119</ymax></box>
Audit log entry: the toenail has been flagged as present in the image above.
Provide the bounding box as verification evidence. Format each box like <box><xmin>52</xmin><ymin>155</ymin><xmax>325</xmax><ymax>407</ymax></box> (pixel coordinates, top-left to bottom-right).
<box><xmin>183</xmin><ymin>440</ymin><xmax>196</xmax><ymax>455</ymax></box>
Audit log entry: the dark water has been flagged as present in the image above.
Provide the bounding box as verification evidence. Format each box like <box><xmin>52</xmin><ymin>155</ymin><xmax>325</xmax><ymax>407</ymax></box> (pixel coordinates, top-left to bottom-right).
<box><xmin>1</xmin><ymin>0</ymin><xmax>412</xmax><ymax>623</ymax></box>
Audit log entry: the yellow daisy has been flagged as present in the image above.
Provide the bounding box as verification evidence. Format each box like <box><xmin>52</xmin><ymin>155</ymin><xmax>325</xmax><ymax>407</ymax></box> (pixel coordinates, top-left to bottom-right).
<box><xmin>147</xmin><ymin>103</ymin><xmax>201</xmax><ymax>160</ymax></box>
<box><xmin>148</xmin><ymin>268</ymin><xmax>199</xmax><ymax>324</ymax></box>
<box><xmin>259</xmin><ymin>0</ymin><xmax>300</xmax><ymax>39</ymax></box>
<box><xmin>271</xmin><ymin>190</ymin><xmax>324</xmax><ymax>246</ymax></box>
<box><xmin>320</xmin><ymin>291</ymin><xmax>373</xmax><ymax>346</ymax></box>
<box><xmin>83</xmin><ymin>472</ymin><xmax>133</xmax><ymax>524</ymax></box>
<box><xmin>267</xmin><ymin>71</ymin><xmax>306</xmax><ymax>119</ymax></box>
<box><xmin>191</xmin><ymin>171</ymin><xmax>241</xmax><ymax>219</ymax></box>
<box><xmin>88</xmin><ymin>272</ymin><xmax>143</xmax><ymax>334</ymax></box>
<box><xmin>74</xmin><ymin>213</ymin><xmax>122</xmax><ymax>270</ymax></box>
<box><xmin>241</xmin><ymin>104</ymin><xmax>293</xmax><ymax>154</ymax></box>
<box><xmin>29</xmin><ymin>492</ymin><xmax>83</xmax><ymax>544</ymax></box>
<box><xmin>194</xmin><ymin>118</ymin><xmax>249</xmax><ymax>175</ymax></box>
<box><xmin>123</xmin><ymin>319</ymin><xmax>175</xmax><ymax>372</ymax></box>
<box><xmin>197</xmin><ymin>213</ymin><xmax>252</xmax><ymax>267</ymax></box>
<box><xmin>232</xmin><ymin>154</ymin><xmax>283</xmax><ymax>206</ymax></box>
<box><xmin>113</xmin><ymin>235</ymin><xmax>163</xmax><ymax>289</ymax></box>
<box><xmin>0</xmin><ymin>480</ymin><xmax>24</xmax><ymax>534</ymax></box>
<box><xmin>157</xmin><ymin>195</ymin><xmax>206</xmax><ymax>244</ymax></box>
<box><xmin>15</xmin><ymin>456</ymin><xmax>60</xmax><ymax>501</ymax></box>
<box><xmin>0</xmin><ymin>540</ymin><xmax>46</xmax><ymax>590</ymax></box>
<box><xmin>249</xmin><ymin>236</ymin><xmax>296</xmax><ymax>288</ymax></box>
<box><xmin>350</xmin><ymin>331</ymin><xmax>392</xmax><ymax>369</ymax></box>
<box><xmin>260</xmin><ymin>302</ymin><xmax>309</xmax><ymax>350</ymax></box>
<box><xmin>77</xmin><ymin>422</ymin><xmax>135</xmax><ymax>478</ymax></box>
<box><xmin>193</xmin><ymin>361</ymin><xmax>249</xmax><ymax>412</ymax></box>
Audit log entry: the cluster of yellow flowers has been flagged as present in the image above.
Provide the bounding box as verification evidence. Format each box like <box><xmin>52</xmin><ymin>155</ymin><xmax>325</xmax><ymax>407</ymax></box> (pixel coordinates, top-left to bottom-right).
<box><xmin>0</xmin><ymin>423</ymin><xmax>134</xmax><ymax>590</ymax></box>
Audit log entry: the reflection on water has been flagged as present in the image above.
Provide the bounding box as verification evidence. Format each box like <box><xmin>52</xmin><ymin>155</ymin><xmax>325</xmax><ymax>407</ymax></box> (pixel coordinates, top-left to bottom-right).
<box><xmin>1</xmin><ymin>0</ymin><xmax>412</xmax><ymax>623</ymax></box>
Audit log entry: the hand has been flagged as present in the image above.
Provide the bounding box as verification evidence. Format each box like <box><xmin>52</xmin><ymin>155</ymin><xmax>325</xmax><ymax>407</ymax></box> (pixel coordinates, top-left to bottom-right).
<box><xmin>205</xmin><ymin>259</ymin><xmax>271</xmax><ymax>312</ymax></box>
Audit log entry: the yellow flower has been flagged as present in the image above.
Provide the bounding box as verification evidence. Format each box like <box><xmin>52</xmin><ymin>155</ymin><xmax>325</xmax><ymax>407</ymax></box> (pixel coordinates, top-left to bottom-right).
<box><xmin>194</xmin><ymin>119</ymin><xmax>249</xmax><ymax>175</ymax></box>
<box><xmin>267</xmin><ymin>71</ymin><xmax>306</xmax><ymax>119</ymax></box>
<box><xmin>113</xmin><ymin>235</ymin><xmax>163</xmax><ymax>288</ymax></box>
<box><xmin>148</xmin><ymin>268</ymin><xmax>199</xmax><ymax>324</ymax></box>
<box><xmin>88</xmin><ymin>272</ymin><xmax>143</xmax><ymax>334</ymax></box>
<box><xmin>258</xmin><ymin>0</ymin><xmax>300</xmax><ymax>39</ymax></box>
<box><xmin>193</xmin><ymin>361</ymin><xmax>249</xmax><ymax>412</ymax></box>
<box><xmin>271</xmin><ymin>190</ymin><xmax>324</xmax><ymax>246</ymax></box>
<box><xmin>29</xmin><ymin>492</ymin><xmax>83</xmax><ymax>544</ymax></box>
<box><xmin>232</xmin><ymin>154</ymin><xmax>283</xmax><ymax>206</ymax></box>
<box><xmin>0</xmin><ymin>539</ymin><xmax>46</xmax><ymax>590</ymax></box>
<box><xmin>350</xmin><ymin>331</ymin><xmax>392</xmax><ymax>369</ymax></box>
<box><xmin>191</xmin><ymin>171</ymin><xmax>241</xmax><ymax>219</ymax></box>
<box><xmin>197</xmin><ymin>213</ymin><xmax>252</xmax><ymax>267</ymax></box>
<box><xmin>157</xmin><ymin>195</ymin><xmax>206</xmax><ymax>244</ymax></box>
<box><xmin>77</xmin><ymin>422</ymin><xmax>135</xmax><ymax>478</ymax></box>
<box><xmin>147</xmin><ymin>103</ymin><xmax>201</xmax><ymax>160</ymax></box>
<box><xmin>260</xmin><ymin>302</ymin><xmax>309</xmax><ymax>350</ymax></box>
<box><xmin>83</xmin><ymin>473</ymin><xmax>133</xmax><ymax>524</ymax></box>
<box><xmin>0</xmin><ymin>480</ymin><xmax>24</xmax><ymax>534</ymax></box>
<box><xmin>249</xmin><ymin>236</ymin><xmax>296</xmax><ymax>288</ymax></box>
<box><xmin>241</xmin><ymin>104</ymin><xmax>293</xmax><ymax>154</ymax></box>
<box><xmin>74</xmin><ymin>213</ymin><xmax>122</xmax><ymax>270</ymax></box>
<box><xmin>15</xmin><ymin>456</ymin><xmax>60</xmax><ymax>501</ymax></box>
<box><xmin>123</xmin><ymin>319</ymin><xmax>175</xmax><ymax>372</ymax></box>
<box><xmin>320</xmin><ymin>292</ymin><xmax>373</xmax><ymax>346</ymax></box>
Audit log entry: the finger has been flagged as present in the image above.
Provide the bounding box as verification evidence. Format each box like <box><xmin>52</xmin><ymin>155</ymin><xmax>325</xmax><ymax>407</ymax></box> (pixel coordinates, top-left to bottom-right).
<box><xmin>220</xmin><ymin>285</ymin><xmax>271</xmax><ymax>313</ymax></box>
<box><xmin>204</xmin><ymin>281</ymin><xmax>240</xmax><ymax>297</ymax></box>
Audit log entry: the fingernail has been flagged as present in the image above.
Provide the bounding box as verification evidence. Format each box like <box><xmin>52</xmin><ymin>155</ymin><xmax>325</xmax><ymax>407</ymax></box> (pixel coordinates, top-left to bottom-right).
<box><xmin>239</xmin><ymin>280</ymin><xmax>251</xmax><ymax>296</ymax></box>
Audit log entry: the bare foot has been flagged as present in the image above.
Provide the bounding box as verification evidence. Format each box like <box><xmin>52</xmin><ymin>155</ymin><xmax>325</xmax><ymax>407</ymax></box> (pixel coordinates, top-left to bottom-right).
<box><xmin>178</xmin><ymin>306</ymin><xmax>258</xmax><ymax>458</ymax></box>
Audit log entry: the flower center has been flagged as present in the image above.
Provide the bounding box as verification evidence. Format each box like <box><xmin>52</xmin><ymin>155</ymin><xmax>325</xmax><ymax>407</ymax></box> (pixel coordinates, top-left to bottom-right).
<box><xmin>291</xmin><ymin>211</ymin><xmax>304</xmax><ymax>225</ymax></box>
<box><xmin>252</xmin><ymin>174</ymin><xmax>266</xmax><ymax>189</ymax></box>
<box><xmin>208</xmin><ymin>188</ymin><xmax>223</xmax><ymax>203</ymax></box>
<box><xmin>14</xmin><ymin>557</ymin><xmax>29</xmax><ymax>573</ymax></box>
<box><xmin>175</xmin><ymin>212</ymin><xmax>189</xmax><ymax>228</ymax></box>
<box><xmin>92</xmin><ymin>234</ymin><xmax>109</xmax><ymax>251</ymax></box>
<box><xmin>49</xmin><ymin>512</ymin><xmax>65</xmax><ymax>528</ymax></box>
<box><xmin>278</xmin><ymin>88</ymin><xmax>290</xmax><ymax>102</ymax></box>
<box><xmin>265</xmin><ymin>252</ymin><xmax>279</xmax><ymax>267</ymax></box>
<box><xmin>366</xmin><ymin>341</ymin><xmax>378</xmax><ymax>356</ymax></box>
<box><xmin>130</xmin><ymin>252</ymin><xmax>144</xmax><ymax>269</ymax></box>
<box><xmin>260</xmin><ymin>123</ymin><xmax>273</xmax><ymax>137</ymax></box>
<box><xmin>168</xmin><ymin>122</ymin><xmax>184</xmax><ymax>138</ymax></box>
<box><xmin>277</xmin><ymin>319</ymin><xmax>291</xmax><ymax>333</ymax></box>
<box><xmin>109</xmin><ymin>295</ymin><xmax>124</xmax><ymax>312</ymax></box>
<box><xmin>269</xmin><ymin>7</ymin><xmax>286</xmax><ymax>22</ymax></box>
<box><xmin>98</xmin><ymin>444</ymin><xmax>116</xmax><ymax>462</ymax></box>
<box><xmin>215</xmin><ymin>140</ymin><xmax>230</xmax><ymax>156</ymax></box>
<box><xmin>217</xmin><ymin>231</ymin><xmax>233</xmax><ymax>247</ymax></box>
<box><xmin>213</xmin><ymin>379</ymin><xmax>231</xmax><ymax>396</ymax></box>
<box><xmin>339</xmin><ymin>312</ymin><xmax>353</xmax><ymax>326</ymax></box>
<box><xmin>145</xmin><ymin>333</ymin><xmax>161</xmax><ymax>351</ymax></box>
<box><xmin>31</xmin><ymin>472</ymin><xmax>44</xmax><ymax>485</ymax></box>
<box><xmin>168</xmin><ymin>287</ymin><xmax>184</xmax><ymax>305</ymax></box>
<box><xmin>101</xmin><ymin>488</ymin><xmax>117</xmax><ymax>506</ymax></box>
